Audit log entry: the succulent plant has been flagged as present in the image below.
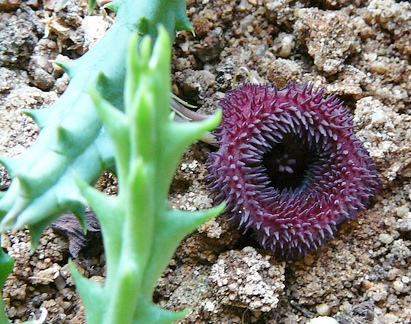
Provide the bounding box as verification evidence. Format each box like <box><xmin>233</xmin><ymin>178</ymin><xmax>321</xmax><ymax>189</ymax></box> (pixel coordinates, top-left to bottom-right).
<box><xmin>0</xmin><ymin>1</ymin><xmax>225</xmax><ymax>322</ymax></box>
<box><xmin>70</xmin><ymin>28</ymin><xmax>223</xmax><ymax>324</ymax></box>
<box><xmin>0</xmin><ymin>0</ymin><xmax>193</xmax><ymax>245</ymax></box>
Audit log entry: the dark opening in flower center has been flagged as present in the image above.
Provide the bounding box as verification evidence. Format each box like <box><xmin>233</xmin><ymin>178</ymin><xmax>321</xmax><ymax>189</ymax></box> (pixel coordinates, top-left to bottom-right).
<box><xmin>262</xmin><ymin>133</ymin><xmax>317</xmax><ymax>190</ymax></box>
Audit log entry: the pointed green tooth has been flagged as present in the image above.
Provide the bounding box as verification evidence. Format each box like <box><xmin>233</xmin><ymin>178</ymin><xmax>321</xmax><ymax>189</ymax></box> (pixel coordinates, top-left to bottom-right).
<box><xmin>29</xmin><ymin>221</ymin><xmax>50</xmax><ymax>254</ymax></box>
<box><xmin>54</xmin><ymin>122</ymin><xmax>102</xmax><ymax>158</ymax></box>
<box><xmin>72</xmin><ymin>208</ymin><xmax>87</xmax><ymax>234</ymax></box>
<box><xmin>90</xmin><ymin>87</ymin><xmax>129</xmax><ymax>164</ymax></box>
<box><xmin>95</xmin><ymin>72</ymin><xmax>116</xmax><ymax>100</ymax></box>
<box><xmin>135</xmin><ymin>303</ymin><xmax>190</xmax><ymax>324</ymax></box>
<box><xmin>87</xmin><ymin>0</ymin><xmax>96</xmax><ymax>14</ymax></box>
<box><xmin>15</xmin><ymin>175</ymin><xmax>36</xmax><ymax>198</ymax></box>
<box><xmin>175</xmin><ymin>13</ymin><xmax>193</xmax><ymax>32</ymax></box>
<box><xmin>20</xmin><ymin>109</ymin><xmax>50</xmax><ymax>130</ymax></box>
<box><xmin>104</xmin><ymin>0</ymin><xmax>121</xmax><ymax>12</ymax></box>
<box><xmin>51</xmin><ymin>60</ymin><xmax>75</xmax><ymax>79</ymax></box>
<box><xmin>54</xmin><ymin>126</ymin><xmax>78</xmax><ymax>157</ymax></box>
<box><xmin>54</xmin><ymin>182</ymin><xmax>86</xmax><ymax>223</ymax></box>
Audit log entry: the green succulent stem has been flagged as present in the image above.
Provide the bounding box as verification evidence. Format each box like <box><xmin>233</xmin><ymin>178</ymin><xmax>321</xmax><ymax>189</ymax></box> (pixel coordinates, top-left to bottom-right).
<box><xmin>70</xmin><ymin>29</ymin><xmax>224</xmax><ymax>324</ymax></box>
<box><xmin>0</xmin><ymin>0</ymin><xmax>193</xmax><ymax>249</ymax></box>
<box><xmin>0</xmin><ymin>2</ymin><xmax>224</xmax><ymax>322</ymax></box>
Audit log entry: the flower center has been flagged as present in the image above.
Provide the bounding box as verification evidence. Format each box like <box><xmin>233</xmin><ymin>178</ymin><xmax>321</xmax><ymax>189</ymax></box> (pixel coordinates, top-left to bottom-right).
<box><xmin>262</xmin><ymin>133</ymin><xmax>317</xmax><ymax>190</ymax></box>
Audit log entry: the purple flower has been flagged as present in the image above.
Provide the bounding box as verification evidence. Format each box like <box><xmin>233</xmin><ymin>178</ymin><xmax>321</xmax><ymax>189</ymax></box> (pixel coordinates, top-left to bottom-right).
<box><xmin>206</xmin><ymin>83</ymin><xmax>380</xmax><ymax>257</ymax></box>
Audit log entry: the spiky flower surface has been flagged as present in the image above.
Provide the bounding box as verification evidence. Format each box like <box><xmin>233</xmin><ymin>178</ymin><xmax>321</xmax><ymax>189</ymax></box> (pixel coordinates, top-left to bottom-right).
<box><xmin>207</xmin><ymin>83</ymin><xmax>380</xmax><ymax>257</ymax></box>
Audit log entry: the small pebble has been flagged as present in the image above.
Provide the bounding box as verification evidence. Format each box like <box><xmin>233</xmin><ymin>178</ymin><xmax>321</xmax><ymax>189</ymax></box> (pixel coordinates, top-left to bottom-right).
<box><xmin>278</xmin><ymin>33</ymin><xmax>295</xmax><ymax>58</ymax></box>
<box><xmin>387</xmin><ymin>268</ymin><xmax>400</xmax><ymax>280</ymax></box>
<box><xmin>316</xmin><ymin>303</ymin><xmax>331</xmax><ymax>316</ymax></box>
<box><xmin>370</xmin><ymin>110</ymin><xmax>387</xmax><ymax>125</ymax></box>
<box><xmin>307</xmin><ymin>316</ymin><xmax>338</xmax><ymax>324</ymax></box>
<box><xmin>396</xmin><ymin>206</ymin><xmax>409</xmax><ymax>217</ymax></box>
<box><xmin>384</xmin><ymin>313</ymin><xmax>399</xmax><ymax>324</ymax></box>
<box><xmin>393</xmin><ymin>280</ymin><xmax>405</xmax><ymax>293</ymax></box>
<box><xmin>379</xmin><ymin>233</ymin><xmax>394</xmax><ymax>245</ymax></box>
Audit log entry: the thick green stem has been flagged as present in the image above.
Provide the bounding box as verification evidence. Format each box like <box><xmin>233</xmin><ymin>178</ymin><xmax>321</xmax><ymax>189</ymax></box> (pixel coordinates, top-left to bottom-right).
<box><xmin>71</xmin><ymin>29</ymin><xmax>224</xmax><ymax>324</ymax></box>
<box><xmin>0</xmin><ymin>0</ymin><xmax>192</xmax><ymax>248</ymax></box>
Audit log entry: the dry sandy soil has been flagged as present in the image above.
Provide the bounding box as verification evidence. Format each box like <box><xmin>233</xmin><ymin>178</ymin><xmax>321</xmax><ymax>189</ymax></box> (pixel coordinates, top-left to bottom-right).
<box><xmin>1</xmin><ymin>0</ymin><xmax>411</xmax><ymax>323</ymax></box>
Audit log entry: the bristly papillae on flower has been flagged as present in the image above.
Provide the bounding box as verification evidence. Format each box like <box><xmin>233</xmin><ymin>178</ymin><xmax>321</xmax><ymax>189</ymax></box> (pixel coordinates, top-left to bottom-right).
<box><xmin>206</xmin><ymin>83</ymin><xmax>380</xmax><ymax>258</ymax></box>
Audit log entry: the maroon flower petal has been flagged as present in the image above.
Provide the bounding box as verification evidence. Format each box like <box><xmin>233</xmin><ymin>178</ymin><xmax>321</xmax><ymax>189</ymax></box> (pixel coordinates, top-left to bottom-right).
<box><xmin>206</xmin><ymin>83</ymin><xmax>380</xmax><ymax>257</ymax></box>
